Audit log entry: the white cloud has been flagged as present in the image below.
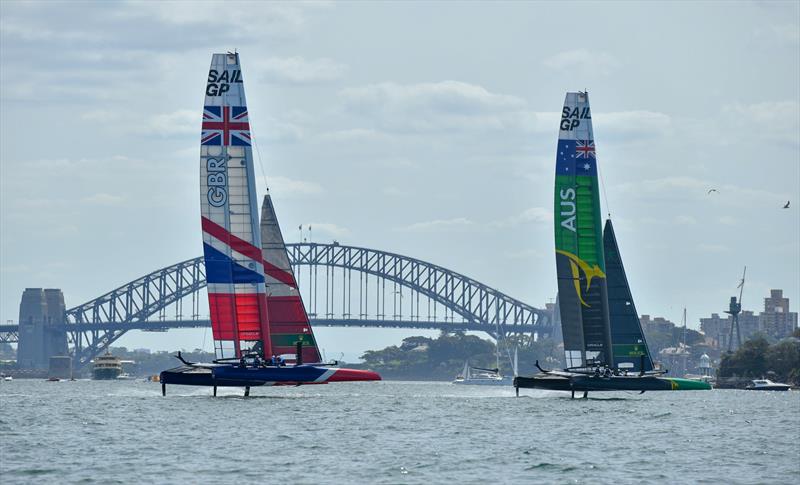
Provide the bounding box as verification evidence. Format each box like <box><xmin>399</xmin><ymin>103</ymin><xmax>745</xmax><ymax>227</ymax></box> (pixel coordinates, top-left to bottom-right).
<box><xmin>253</xmin><ymin>117</ymin><xmax>304</xmax><ymax>143</ymax></box>
<box><xmin>504</xmin><ymin>249</ymin><xmax>546</xmax><ymax>260</ymax></box>
<box><xmin>382</xmin><ymin>186</ymin><xmax>408</xmax><ymax>197</ymax></box>
<box><xmin>723</xmin><ymin>100</ymin><xmax>799</xmax><ymax>144</ymax></box>
<box><xmin>116</xmin><ymin>2</ymin><xmax>313</xmax><ymax>38</ymax></box>
<box><xmin>81</xmin><ymin>110</ymin><xmax>121</xmax><ymax>123</ymax></box>
<box><xmin>697</xmin><ymin>243</ymin><xmax>731</xmax><ymax>253</ymax></box>
<box><xmin>673</xmin><ymin>215</ymin><xmax>697</xmax><ymax>225</ymax></box>
<box><xmin>594</xmin><ymin>110</ymin><xmax>672</xmax><ymax>138</ymax></box>
<box><xmin>725</xmin><ymin>100</ymin><xmax>798</xmax><ymax>124</ymax></box>
<box><xmin>340</xmin><ymin>81</ymin><xmax>526</xmax><ymax>133</ymax></box>
<box><xmin>146</xmin><ymin>109</ymin><xmax>198</xmax><ymax>136</ymax></box>
<box><xmin>82</xmin><ymin>193</ymin><xmax>125</xmax><ymax>206</ymax></box>
<box><xmin>307</xmin><ymin>222</ymin><xmax>350</xmax><ymax>238</ymax></box>
<box><xmin>266</xmin><ymin>176</ymin><xmax>323</xmax><ymax>197</ymax></box>
<box><xmin>255</xmin><ymin>57</ymin><xmax>347</xmax><ymax>83</ymax></box>
<box><xmin>397</xmin><ymin>217</ymin><xmax>475</xmax><ymax>232</ymax></box>
<box><xmin>542</xmin><ymin>49</ymin><xmax>620</xmax><ymax>75</ymax></box>
<box><xmin>492</xmin><ymin>207</ymin><xmax>553</xmax><ymax>227</ymax></box>
<box><xmin>318</xmin><ymin>128</ymin><xmax>388</xmax><ymax>143</ymax></box>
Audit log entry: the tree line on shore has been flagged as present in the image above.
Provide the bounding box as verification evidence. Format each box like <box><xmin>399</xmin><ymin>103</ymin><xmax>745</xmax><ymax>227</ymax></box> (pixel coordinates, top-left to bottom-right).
<box><xmin>717</xmin><ymin>329</ymin><xmax>800</xmax><ymax>386</ymax></box>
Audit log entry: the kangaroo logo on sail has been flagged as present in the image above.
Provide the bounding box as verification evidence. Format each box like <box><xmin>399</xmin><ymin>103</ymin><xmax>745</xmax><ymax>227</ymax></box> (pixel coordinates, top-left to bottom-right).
<box><xmin>206</xmin><ymin>69</ymin><xmax>243</xmax><ymax>96</ymax></box>
<box><xmin>560</xmin><ymin>106</ymin><xmax>591</xmax><ymax>131</ymax></box>
<box><xmin>556</xmin><ymin>250</ymin><xmax>605</xmax><ymax>307</ymax></box>
<box><xmin>206</xmin><ymin>157</ymin><xmax>227</xmax><ymax>207</ymax></box>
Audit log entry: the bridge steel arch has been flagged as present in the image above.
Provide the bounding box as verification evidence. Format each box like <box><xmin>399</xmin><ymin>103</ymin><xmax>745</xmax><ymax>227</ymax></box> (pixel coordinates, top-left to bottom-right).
<box><xmin>52</xmin><ymin>243</ymin><xmax>551</xmax><ymax>370</ymax></box>
<box><xmin>286</xmin><ymin>243</ymin><xmax>551</xmax><ymax>336</ymax></box>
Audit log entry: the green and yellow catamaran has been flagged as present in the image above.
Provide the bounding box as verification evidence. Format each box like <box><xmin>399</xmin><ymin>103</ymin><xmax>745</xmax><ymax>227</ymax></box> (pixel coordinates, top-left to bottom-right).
<box><xmin>514</xmin><ymin>92</ymin><xmax>710</xmax><ymax>396</ymax></box>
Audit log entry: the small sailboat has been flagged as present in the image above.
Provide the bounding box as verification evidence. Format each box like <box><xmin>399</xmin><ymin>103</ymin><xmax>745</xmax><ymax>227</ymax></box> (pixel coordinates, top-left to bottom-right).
<box><xmin>514</xmin><ymin>92</ymin><xmax>710</xmax><ymax>397</ymax></box>
<box><xmin>452</xmin><ymin>343</ymin><xmax>513</xmax><ymax>386</ymax></box>
<box><xmin>160</xmin><ymin>53</ymin><xmax>380</xmax><ymax>395</ymax></box>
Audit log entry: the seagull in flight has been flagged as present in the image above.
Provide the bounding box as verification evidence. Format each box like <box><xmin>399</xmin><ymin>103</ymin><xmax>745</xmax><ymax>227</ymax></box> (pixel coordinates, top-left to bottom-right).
<box><xmin>707</xmin><ymin>189</ymin><xmax>718</xmax><ymax>195</ymax></box>
<box><xmin>783</xmin><ymin>200</ymin><xmax>790</xmax><ymax>209</ymax></box>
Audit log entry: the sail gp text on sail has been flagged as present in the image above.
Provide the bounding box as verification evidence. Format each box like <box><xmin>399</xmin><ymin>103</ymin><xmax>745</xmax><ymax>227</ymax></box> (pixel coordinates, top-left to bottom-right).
<box><xmin>206</xmin><ymin>68</ymin><xmax>243</xmax><ymax>96</ymax></box>
<box><xmin>560</xmin><ymin>106</ymin><xmax>592</xmax><ymax>131</ymax></box>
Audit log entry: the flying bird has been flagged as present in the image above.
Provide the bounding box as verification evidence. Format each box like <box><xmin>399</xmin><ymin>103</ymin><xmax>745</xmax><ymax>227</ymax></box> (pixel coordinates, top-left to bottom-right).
<box><xmin>707</xmin><ymin>189</ymin><xmax>718</xmax><ymax>195</ymax></box>
<box><xmin>783</xmin><ymin>200</ymin><xmax>790</xmax><ymax>209</ymax></box>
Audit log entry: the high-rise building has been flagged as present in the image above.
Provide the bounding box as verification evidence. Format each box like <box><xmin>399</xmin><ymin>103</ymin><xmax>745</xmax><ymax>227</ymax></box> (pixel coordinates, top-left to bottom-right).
<box><xmin>759</xmin><ymin>289</ymin><xmax>798</xmax><ymax>339</ymax></box>
<box><xmin>700</xmin><ymin>313</ymin><xmax>727</xmax><ymax>349</ymax></box>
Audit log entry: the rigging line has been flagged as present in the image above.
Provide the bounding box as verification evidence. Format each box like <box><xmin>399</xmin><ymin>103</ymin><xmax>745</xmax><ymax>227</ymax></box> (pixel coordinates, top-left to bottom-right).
<box><xmin>597</xmin><ymin>154</ymin><xmax>612</xmax><ymax>219</ymax></box>
<box><xmin>250</xmin><ymin>121</ymin><xmax>269</xmax><ymax>193</ymax></box>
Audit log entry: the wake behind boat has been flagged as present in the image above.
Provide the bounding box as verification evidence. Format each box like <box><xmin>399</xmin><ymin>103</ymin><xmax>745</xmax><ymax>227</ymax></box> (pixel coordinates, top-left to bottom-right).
<box><xmin>513</xmin><ymin>92</ymin><xmax>710</xmax><ymax>397</ymax></box>
<box><xmin>160</xmin><ymin>53</ymin><xmax>380</xmax><ymax>395</ymax></box>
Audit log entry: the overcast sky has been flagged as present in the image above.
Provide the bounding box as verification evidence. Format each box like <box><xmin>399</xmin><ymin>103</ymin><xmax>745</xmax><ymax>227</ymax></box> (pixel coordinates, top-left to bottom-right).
<box><xmin>1</xmin><ymin>1</ymin><xmax>798</xmax><ymax>360</ymax></box>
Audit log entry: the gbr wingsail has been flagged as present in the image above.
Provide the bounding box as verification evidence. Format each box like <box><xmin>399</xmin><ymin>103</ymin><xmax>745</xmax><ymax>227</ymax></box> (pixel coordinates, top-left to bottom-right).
<box><xmin>200</xmin><ymin>53</ymin><xmax>271</xmax><ymax>359</ymax></box>
<box><xmin>554</xmin><ymin>92</ymin><xmax>613</xmax><ymax>368</ymax></box>
<box><xmin>260</xmin><ymin>194</ymin><xmax>323</xmax><ymax>364</ymax></box>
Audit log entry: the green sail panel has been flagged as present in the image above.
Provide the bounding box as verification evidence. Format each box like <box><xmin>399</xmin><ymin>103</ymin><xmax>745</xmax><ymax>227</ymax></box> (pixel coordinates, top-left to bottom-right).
<box><xmin>603</xmin><ymin>219</ymin><xmax>654</xmax><ymax>372</ymax></box>
<box><xmin>554</xmin><ymin>92</ymin><xmax>613</xmax><ymax>368</ymax></box>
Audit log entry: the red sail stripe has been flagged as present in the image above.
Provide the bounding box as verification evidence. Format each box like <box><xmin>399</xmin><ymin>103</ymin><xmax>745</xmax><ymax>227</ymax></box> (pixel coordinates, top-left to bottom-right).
<box><xmin>202</xmin><ymin>216</ymin><xmax>298</xmax><ymax>287</ymax></box>
<box><xmin>208</xmin><ymin>292</ymin><xmax>271</xmax><ymax>356</ymax></box>
<box><xmin>263</xmin><ymin>260</ymin><xmax>297</xmax><ymax>287</ymax></box>
<box><xmin>201</xmin><ymin>216</ymin><xmax>263</xmax><ymax>262</ymax></box>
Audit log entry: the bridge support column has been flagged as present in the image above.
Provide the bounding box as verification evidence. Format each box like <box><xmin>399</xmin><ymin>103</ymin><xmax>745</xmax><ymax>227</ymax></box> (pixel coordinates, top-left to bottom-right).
<box><xmin>17</xmin><ymin>289</ymin><xmax>67</xmax><ymax>370</ymax></box>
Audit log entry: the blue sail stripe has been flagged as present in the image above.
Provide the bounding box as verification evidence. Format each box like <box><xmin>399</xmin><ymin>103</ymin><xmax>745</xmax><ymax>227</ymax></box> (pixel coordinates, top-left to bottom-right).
<box><xmin>203</xmin><ymin>243</ymin><xmax>265</xmax><ymax>284</ymax></box>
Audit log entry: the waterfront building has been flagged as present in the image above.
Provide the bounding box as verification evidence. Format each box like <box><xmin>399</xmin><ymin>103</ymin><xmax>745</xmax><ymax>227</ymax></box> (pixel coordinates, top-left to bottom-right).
<box><xmin>700</xmin><ymin>289</ymin><xmax>798</xmax><ymax>349</ymax></box>
<box><xmin>700</xmin><ymin>313</ymin><xmax>727</xmax><ymax>349</ymax></box>
<box><xmin>759</xmin><ymin>289</ymin><xmax>798</xmax><ymax>339</ymax></box>
<box><xmin>640</xmin><ymin>315</ymin><xmax>676</xmax><ymax>335</ymax></box>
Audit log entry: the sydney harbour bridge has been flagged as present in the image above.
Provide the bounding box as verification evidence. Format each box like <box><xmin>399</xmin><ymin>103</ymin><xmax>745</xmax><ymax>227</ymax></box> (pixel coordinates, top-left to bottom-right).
<box><xmin>0</xmin><ymin>243</ymin><xmax>555</xmax><ymax>371</ymax></box>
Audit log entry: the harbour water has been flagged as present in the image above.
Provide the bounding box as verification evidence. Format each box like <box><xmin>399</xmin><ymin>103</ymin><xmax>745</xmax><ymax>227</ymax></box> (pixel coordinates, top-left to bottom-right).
<box><xmin>1</xmin><ymin>380</ymin><xmax>798</xmax><ymax>484</ymax></box>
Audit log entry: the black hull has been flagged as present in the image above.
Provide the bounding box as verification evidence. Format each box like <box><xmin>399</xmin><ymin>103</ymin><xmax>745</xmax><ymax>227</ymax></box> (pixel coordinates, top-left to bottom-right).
<box><xmin>514</xmin><ymin>373</ymin><xmax>710</xmax><ymax>392</ymax></box>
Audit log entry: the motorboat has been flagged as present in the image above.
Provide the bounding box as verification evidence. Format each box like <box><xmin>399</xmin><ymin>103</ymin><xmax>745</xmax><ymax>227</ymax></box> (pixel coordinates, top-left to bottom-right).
<box><xmin>745</xmin><ymin>379</ymin><xmax>791</xmax><ymax>391</ymax></box>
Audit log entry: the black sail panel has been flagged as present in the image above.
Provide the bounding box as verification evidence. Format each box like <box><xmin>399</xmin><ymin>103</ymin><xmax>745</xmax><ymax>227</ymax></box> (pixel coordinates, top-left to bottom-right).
<box><xmin>603</xmin><ymin>219</ymin><xmax>654</xmax><ymax>372</ymax></box>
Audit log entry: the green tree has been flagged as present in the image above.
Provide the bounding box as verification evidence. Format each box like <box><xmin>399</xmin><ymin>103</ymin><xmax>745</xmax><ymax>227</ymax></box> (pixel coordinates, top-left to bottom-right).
<box><xmin>765</xmin><ymin>339</ymin><xmax>800</xmax><ymax>383</ymax></box>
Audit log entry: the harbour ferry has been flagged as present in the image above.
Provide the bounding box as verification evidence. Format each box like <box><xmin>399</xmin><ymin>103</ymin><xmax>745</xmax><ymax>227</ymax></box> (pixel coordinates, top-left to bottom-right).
<box><xmin>93</xmin><ymin>352</ymin><xmax>123</xmax><ymax>380</ymax></box>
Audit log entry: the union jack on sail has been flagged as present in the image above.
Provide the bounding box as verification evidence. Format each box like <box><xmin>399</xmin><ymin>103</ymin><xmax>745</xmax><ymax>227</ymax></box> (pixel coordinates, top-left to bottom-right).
<box><xmin>201</xmin><ymin>106</ymin><xmax>251</xmax><ymax>146</ymax></box>
<box><xmin>575</xmin><ymin>139</ymin><xmax>595</xmax><ymax>158</ymax></box>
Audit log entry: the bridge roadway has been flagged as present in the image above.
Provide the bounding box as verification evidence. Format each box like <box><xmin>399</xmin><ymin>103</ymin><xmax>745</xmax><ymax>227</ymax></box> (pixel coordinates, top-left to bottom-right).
<box><xmin>0</xmin><ymin>318</ymin><xmax>537</xmax><ymax>339</ymax></box>
<box><xmin>2</xmin><ymin>242</ymin><xmax>552</xmax><ymax>370</ymax></box>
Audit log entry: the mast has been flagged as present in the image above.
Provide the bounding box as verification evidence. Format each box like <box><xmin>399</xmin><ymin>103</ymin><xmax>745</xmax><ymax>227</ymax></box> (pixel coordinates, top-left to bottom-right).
<box><xmin>554</xmin><ymin>92</ymin><xmax>613</xmax><ymax>368</ymax></box>
<box><xmin>200</xmin><ymin>53</ymin><xmax>271</xmax><ymax>359</ymax></box>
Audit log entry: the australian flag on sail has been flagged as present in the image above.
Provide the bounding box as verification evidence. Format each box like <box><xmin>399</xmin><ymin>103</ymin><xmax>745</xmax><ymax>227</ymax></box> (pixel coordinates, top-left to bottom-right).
<box><xmin>201</xmin><ymin>106</ymin><xmax>251</xmax><ymax>146</ymax></box>
<box><xmin>556</xmin><ymin>139</ymin><xmax>597</xmax><ymax>177</ymax></box>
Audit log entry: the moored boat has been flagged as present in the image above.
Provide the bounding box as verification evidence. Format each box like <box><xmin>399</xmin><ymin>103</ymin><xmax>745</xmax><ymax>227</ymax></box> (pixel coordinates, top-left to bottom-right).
<box><xmin>453</xmin><ymin>361</ymin><xmax>511</xmax><ymax>386</ymax></box>
<box><xmin>745</xmin><ymin>379</ymin><xmax>791</xmax><ymax>391</ymax></box>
